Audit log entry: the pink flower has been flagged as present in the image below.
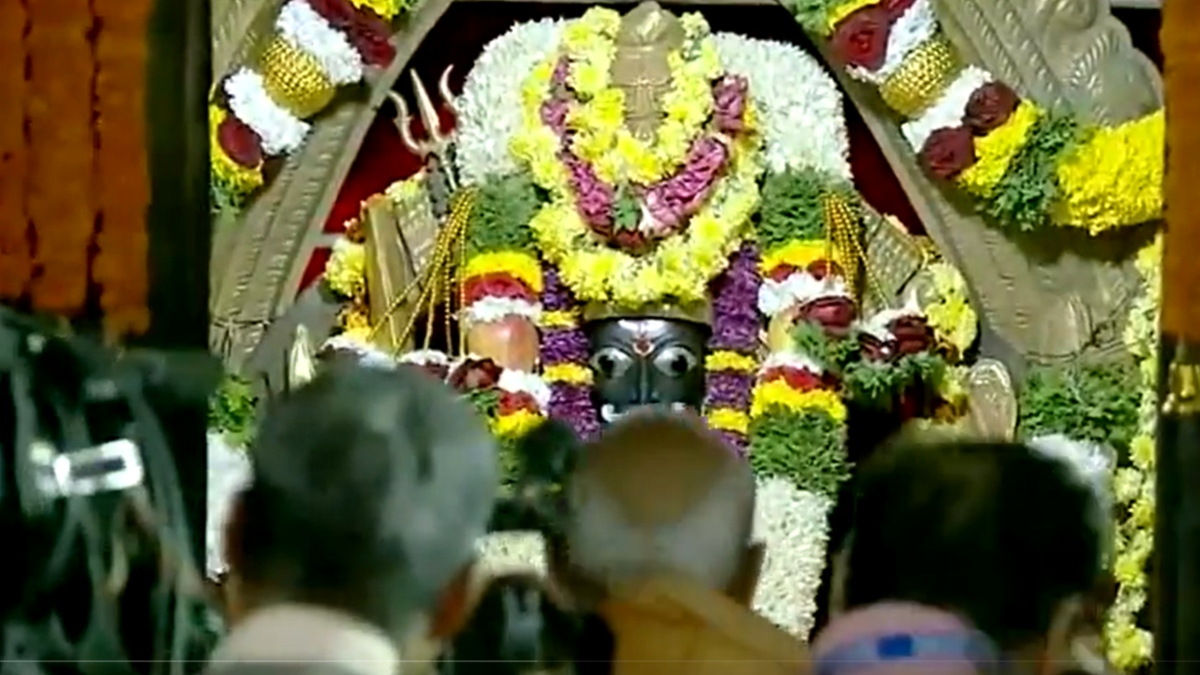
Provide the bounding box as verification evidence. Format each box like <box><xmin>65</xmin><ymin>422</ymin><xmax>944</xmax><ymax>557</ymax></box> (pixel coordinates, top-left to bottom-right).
<box><xmin>712</xmin><ymin>75</ymin><xmax>748</xmax><ymax>134</ymax></box>
<box><xmin>643</xmin><ymin>137</ymin><xmax>729</xmax><ymax>227</ymax></box>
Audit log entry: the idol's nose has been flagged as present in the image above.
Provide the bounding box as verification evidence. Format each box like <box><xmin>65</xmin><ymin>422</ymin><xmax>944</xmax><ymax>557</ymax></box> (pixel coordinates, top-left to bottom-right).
<box><xmin>633</xmin><ymin>362</ymin><xmax>661</xmax><ymax>406</ymax></box>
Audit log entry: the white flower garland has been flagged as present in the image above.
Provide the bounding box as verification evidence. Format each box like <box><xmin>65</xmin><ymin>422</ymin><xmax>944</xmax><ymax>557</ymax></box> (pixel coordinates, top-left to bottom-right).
<box><xmin>206</xmin><ymin>432</ymin><xmax>252</xmax><ymax>579</ymax></box>
<box><xmin>462</xmin><ymin>296</ymin><xmax>542</xmax><ymax>327</ymax></box>
<box><xmin>900</xmin><ymin>66</ymin><xmax>993</xmax><ymax>152</ymax></box>
<box><xmin>497</xmin><ymin>369</ymin><xmax>552</xmax><ymax>412</ymax></box>
<box><xmin>847</xmin><ymin>0</ymin><xmax>936</xmax><ymax>85</ymax></box>
<box><xmin>454</xmin><ymin>21</ymin><xmax>852</xmax><ymax>185</ymax></box>
<box><xmin>224</xmin><ymin>69</ymin><xmax>310</xmax><ymax>155</ymax></box>
<box><xmin>276</xmin><ymin>0</ymin><xmax>364</xmax><ymax>86</ymax></box>
<box><xmin>711</xmin><ymin>33</ymin><xmax>852</xmax><ymax>180</ymax></box>
<box><xmin>396</xmin><ymin>348</ymin><xmax>449</xmax><ymax>368</ymax></box>
<box><xmin>752</xmin><ymin>477</ymin><xmax>834</xmax><ymax>638</ymax></box>
<box><xmin>758</xmin><ymin>272</ymin><xmax>851</xmax><ymax>317</ymax></box>
<box><xmin>324</xmin><ymin>334</ymin><xmax>398</xmax><ymax>369</ymax></box>
<box><xmin>761</xmin><ymin>350</ymin><xmax>825</xmax><ymax>374</ymax></box>
<box><xmin>454</xmin><ymin>19</ymin><xmax>568</xmax><ymax>185</ymax></box>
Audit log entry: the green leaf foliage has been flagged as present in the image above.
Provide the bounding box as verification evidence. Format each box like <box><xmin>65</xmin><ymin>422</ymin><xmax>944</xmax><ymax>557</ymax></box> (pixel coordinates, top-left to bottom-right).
<box><xmin>465</xmin><ymin>174</ymin><xmax>541</xmax><ymax>257</ymax></box>
<box><xmin>792</xmin><ymin>320</ymin><xmax>858</xmax><ymax>373</ymax></box>
<box><xmin>985</xmin><ymin>112</ymin><xmax>1080</xmax><ymax>232</ymax></box>
<box><xmin>208</xmin><ymin>374</ymin><xmax>259</xmax><ymax>447</ymax></box>
<box><xmin>842</xmin><ymin>351</ymin><xmax>947</xmax><ymax>411</ymax></box>
<box><xmin>783</xmin><ymin>0</ymin><xmax>841</xmax><ymax>34</ymax></box>
<box><xmin>749</xmin><ymin>407</ymin><xmax>851</xmax><ymax>497</ymax></box>
<box><xmin>464</xmin><ymin>387</ymin><xmax>520</xmax><ymax>486</ymax></box>
<box><xmin>756</xmin><ymin>169</ymin><xmax>833</xmax><ymax>250</ymax></box>
<box><xmin>1017</xmin><ymin>361</ymin><xmax>1140</xmax><ymax>452</ymax></box>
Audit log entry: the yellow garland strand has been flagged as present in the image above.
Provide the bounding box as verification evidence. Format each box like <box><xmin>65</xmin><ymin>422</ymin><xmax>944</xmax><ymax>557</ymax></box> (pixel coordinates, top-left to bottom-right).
<box><xmin>750</xmin><ymin>379</ymin><xmax>847</xmax><ymax>421</ymax></box>
<box><xmin>325</xmin><ymin>240</ymin><xmax>367</xmax><ymax>299</ymax></box>
<box><xmin>923</xmin><ymin>261</ymin><xmax>978</xmax><ymax>357</ymax></box>
<box><xmin>706</xmin><ymin>350</ymin><xmax>758</xmax><ymax>372</ymax></box>
<box><xmin>492</xmin><ymin>408</ymin><xmax>545</xmax><ymax>438</ymax></box>
<box><xmin>957</xmin><ymin>102</ymin><xmax>1040</xmax><ymax>198</ymax></box>
<box><xmin>1104</xmin><ymin>235</ymin><xmax>1160</xmax><ymax>670</ymax></box>
<box><xmin>543</xmin><ymin>362</ymin><xmax>594</xmax><ymax>385</ymax></box>
<box><xmin>759</xmin><ymin>240</ymin><xmax>828</xmax><ymax>275</ymax></box>
<box><xmin>1053</xmin><ymin>110</ymin><xmax>1165</xmax><ymax>234</ymax></box>
<box><xmin>460</xmin><ymin>251</ymin><xmax>545</xmax><ymax>293</ymax></box>
<box><xmin>825</xmin><ymin>0</ymin><xmax>881</xmax><ymax>33</ymax></box>
<box><xmin>209</xmin><ymin>105</ymin><xmax>264</xmax><ymax>198</ymax></box>
<box><xmin>708</xmin><ymin>408</ymin><xmax>751</xmax><ymax>434</ymax></box>
<box><xmin>539</xmin><ymin>310</ymin><xmax>580</xmax><ymax>329</ymax></box>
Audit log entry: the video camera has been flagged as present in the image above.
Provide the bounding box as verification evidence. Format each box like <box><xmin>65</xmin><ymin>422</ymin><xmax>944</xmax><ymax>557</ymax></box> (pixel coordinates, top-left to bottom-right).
<box><xmin>0</xmin><ymin>308</ymin><xmax>223</xmax><ymax>675</ymax></box>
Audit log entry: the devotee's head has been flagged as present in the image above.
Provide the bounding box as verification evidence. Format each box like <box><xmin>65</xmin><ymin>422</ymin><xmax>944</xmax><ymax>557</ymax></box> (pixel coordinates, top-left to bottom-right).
<box><xmin>835</xmin><ymin>439</ymin><xmax>1104</xmax><ymax>674</ymax></box>
<box><xmin>548</xmin><ymin>410</ymin><xmax>760</xmax><ymax>607</ymax></box>
<box><xmin>223</xmin><ymin>362</ymin><xmax>497</xmax><ymax>642</ymax></box>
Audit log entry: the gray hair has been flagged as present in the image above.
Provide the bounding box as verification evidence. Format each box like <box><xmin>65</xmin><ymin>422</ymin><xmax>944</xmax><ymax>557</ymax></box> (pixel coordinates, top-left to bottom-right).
<box><xmin>242</xmin><ymin>363</ymin><xmax>498</xmax><ymax>633</ymax></box>
<box><xmin>561</xmin><ymin>411</ymin><xmax>755</xmax><ymax>590</ymax></box>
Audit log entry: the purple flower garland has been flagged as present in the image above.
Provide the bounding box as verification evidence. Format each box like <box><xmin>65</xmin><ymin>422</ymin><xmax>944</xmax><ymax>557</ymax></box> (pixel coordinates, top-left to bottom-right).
<box><xmin>703</xmin><ymin>242</ymin><xmax>762</xmax><ymax>455</ymax></box>
<box><xmin>539</xmin><ymin>262</ymin><xmax>601</xmax><ymax>440</ymax></box>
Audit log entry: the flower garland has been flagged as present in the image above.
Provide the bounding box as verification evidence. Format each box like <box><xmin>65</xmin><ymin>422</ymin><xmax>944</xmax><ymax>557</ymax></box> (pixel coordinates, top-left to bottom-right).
<box><xmin>93</xmin><ymin>0</ymin><xmax>153</xmax><ymax>336</ymax></box>
<box><xmin>1106</xmin><ymin>235</ymin><xmax>1160</xmax><ymax>671</ymax></box>
<box><xmin>511</xmin><ymin>8</ymin><xmax>766</xmax><ymax>307</ymax></box>
<box><xmin>211</xmin><ymin>0</ymin><xmax>402</xmax><ymax>211</ymax></box>
<box><xmin>798</xmin><ymin>0</ymin><xmax>1164</xmax><ymax>235</ymax></box>
<box><xmin>538</xmin><ymin>264</ymin><xmax>601</xmax><ymax>441</ymax></box>
<box><xmin>922</xmin><ymin>260</ymin><xmax>978</xmax><ymax>359</ymax></box>
<box><xmin>703</xmin><ymin>244</ymin><xmax>762</xmax><ymax>453</ymax></box>
<box><xmin>0</xmin><ymin>0</ymin><xmax>31</xmax><ymax>302</ymax></box>
<box><xmin>459</xmin><ymin>175</ymin><xmax>543</xmax><ymax>329</ymax></box>
<box><xmin>27</xmin><ymin>0</ymin><xmax>96</xmax><ymax>317</ymax></box>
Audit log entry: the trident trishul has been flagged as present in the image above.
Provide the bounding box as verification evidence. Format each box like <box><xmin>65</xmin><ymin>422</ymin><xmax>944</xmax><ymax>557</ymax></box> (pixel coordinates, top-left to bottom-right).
<box><xmin>388</xmin><ymin>66</ymin><xmax>460</xmax><ymax>209</ymax></box>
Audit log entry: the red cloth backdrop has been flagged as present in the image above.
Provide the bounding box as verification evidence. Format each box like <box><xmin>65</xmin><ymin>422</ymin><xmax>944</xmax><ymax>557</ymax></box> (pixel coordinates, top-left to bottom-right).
<box><xmin>302</xmin><ymin>3</ymin><xmax>1162</xmax><ymax>293</ymax></box>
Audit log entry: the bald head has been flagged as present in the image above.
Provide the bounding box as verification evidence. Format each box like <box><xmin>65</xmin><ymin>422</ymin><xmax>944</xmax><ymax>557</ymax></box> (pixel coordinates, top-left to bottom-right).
<box><xmin>557</xmin><ymin>411</ymin><xmax>757</xmax><ymax>594</ymax></box>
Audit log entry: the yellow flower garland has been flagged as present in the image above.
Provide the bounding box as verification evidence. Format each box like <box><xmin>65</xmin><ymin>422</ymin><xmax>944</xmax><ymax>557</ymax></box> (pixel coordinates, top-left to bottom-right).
<box><xmin>510</xmin><ymin>8</ymin><xmax>765</xmax><ymax>307</ymax></box>
<box><xmin>1054</xmin><ymin>110</ymin><xmax>1165</xmax><ymax>234</ymax></box>
<box><xmin>325</xmin><ymin>240</ymin><xmax>367</xmax><ymax>299</ymax></box>
<box><xmin>706</xmin><ymin>350</ymin><xmax>758</xmax><ymax>372</ymax></box>
<box><xmin>923</xmin><ymin>261</ymin><xmax>978</xmax><ymax>356</ymax></box>
<box><xmin>1105</xmin><ymin>235</ymin><xmax>1160</xmax><ymax>671</ymax></box>
<box><xmin>209</xmin><ymin>105</ymin><xmax>263</xmax><ymax>198</ymax></box>
<box><xmin>750</xmin><ymin>380</ymin><xmax>847</xmax><ymax>421</ymax></box>
<box><xmin>557</xmin><ymin>8</ymin><xmax>722</xmax><ymax>185</ymax></box>
<box><xmin>543</xmin><ymin>362</ymin><xmax>594</xmax><ymax>385</ymax></box>
<box><xmin>460</xmin><ymin>250</ymin><xmax>544</xmax><ymax>293</ymax></box>
<box><xmin>957</xmin><ymin>102</ymin><xmax>1040</xmax><ymax>198</ymax></box>
<box><xmin>759</xmin><ymin>240</ymin><xmax>828</xmax><ymax>275</ymax></box>
<box><xmin>539</xmin><ymin>310</ymin><xmax>580</xmax><ymax>329</ymax></box>
<box><xmin>825</xmin><ymin>0</ymin><xmax>880</xmax><ymax>33</ymax></box>
<box><xmin>492</xmin><ymin>408</ymin><xmax>544</xmax><ymax>438</ymax></box>
<box><xmin>708</xmin><ymin>408</ymin><xmax>751</xmax><ymax>434</ymax></box>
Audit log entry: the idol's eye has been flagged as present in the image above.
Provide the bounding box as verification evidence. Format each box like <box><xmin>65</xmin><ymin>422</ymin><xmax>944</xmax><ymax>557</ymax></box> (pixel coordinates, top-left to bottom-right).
<box><xmin>589</xmin><ymin>348</ymin><xmax>632</xmax><ymax>379</ymax></box>
<box><xmin>653</xmin><ymin>346</ymin><xmax>698</xmax><ymax>377</ymax></box>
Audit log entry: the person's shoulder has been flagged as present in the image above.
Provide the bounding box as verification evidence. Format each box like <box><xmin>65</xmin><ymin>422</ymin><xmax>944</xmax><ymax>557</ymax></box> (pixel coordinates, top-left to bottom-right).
<box><xmin>203</xmin><ymin>663</ymin><xmax>371</xmax><ymax>675</ymax></box>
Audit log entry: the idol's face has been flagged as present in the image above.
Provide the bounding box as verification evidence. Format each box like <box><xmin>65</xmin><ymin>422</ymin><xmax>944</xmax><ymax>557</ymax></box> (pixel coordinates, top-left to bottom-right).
<box><xmin>584</xmin><ymin>318</ymin><xmax>709</xmax><ymax>424</ymax></box>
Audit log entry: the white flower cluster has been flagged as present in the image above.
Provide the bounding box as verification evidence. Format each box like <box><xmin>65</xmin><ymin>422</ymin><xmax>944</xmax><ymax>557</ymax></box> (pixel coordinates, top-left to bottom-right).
<box><xmin>497</xmin><ymin>369</ymin><xmax>553</xmax><ymax>413</ymax></box>
<box><xmin>1028</xmin><ymin>434</ymin><xmax>1116</xmax><ymax>559</ymax></box>
<box><xmin>901</xmin><ymin>66</ymin><xmax>993</xmax><ymax>151</ymax></box>
<box><xmin>758</xmin><ymin>272</ymin><xmax>851</xmax><ymax>317</ymax></box>
<box><xmin>224</xmin><ymin>70</ymin><xmax>311</xmax><ymax>155</ymax></box>
<box><xmin>752</xmin><ymin>477</ymin><xmax>835</xmax><ymax>638</ymax></box>
<box><xmin>206</xmin><ymin>432</ymin><xmax>252</xmax><ymax>579</ymax></box>
<box><xmin>454</xmin><ymin>19</ymin><xmax>568</xmax><ymax>185</ymax></box>
<box><xmin>324</xmin><ymin>334</ymin><xmax>399</xmax><ymax>370</ymax></box>
<box><xmin>452</xmin><ymin>20</ymin><xmax>853</xmax><ymax>185</ymax></box>
<box><xmin>711</xmin><ymin>33</ymin><xmax>852</xmax><ymax>180</ymax></box>
<box><xmin>276</xmin><ymin>0</ymin><xmax>364</xmax><ymax>86</ymax></box>
<box><xmin>847</xmin><ymin>0</ymin><xmax>937</xmax><ymax>85</ymax></box>
<box><xmin>464</xmin><ymin>297</ymin><xmax>542</xmax><ymax>327</ymax></box>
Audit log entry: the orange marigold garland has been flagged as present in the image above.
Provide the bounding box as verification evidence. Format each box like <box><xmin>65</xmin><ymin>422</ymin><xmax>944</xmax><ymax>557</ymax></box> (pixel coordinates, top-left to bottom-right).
<box><xmin>0</xmin><ymin>0</ymin><xmax>31</xmax><ymax>300</ymax></box>
<box><xmin>27</xmin><ymin>0</ymin><xmax>96</xmax><ymax>317</ymax></box>
<box><xmin>93</xmin><ymin>0</ymin><xmax>153</xmax><ymax>336</ymax></box>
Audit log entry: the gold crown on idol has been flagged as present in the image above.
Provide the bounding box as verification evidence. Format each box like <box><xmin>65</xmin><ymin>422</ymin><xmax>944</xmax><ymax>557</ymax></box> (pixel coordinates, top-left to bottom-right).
<box><xmin>581</xmin><ymin>301</ymin><xmax>713</xmax><ymax>325</ymax></box>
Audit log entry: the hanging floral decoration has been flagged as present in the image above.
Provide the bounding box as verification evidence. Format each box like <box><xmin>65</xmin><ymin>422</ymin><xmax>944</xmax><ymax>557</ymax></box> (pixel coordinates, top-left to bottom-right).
<box><xmin>459</xmin><ymin>175</ymin><xmax>544</xmax><ymax>328</ymax></box>
<box><xmin>703</xmin><ymin>244</ymin><xmax>762</xmax><ymax>453</ymax></box>
<box><xmin>1106</xmin><ymin>236</ymin><xmax>1160</xmax><ymax>672</ymax></box>
<box><xmin>509</xmin><ymin>7</ymin><xmax>766</xmax><ymax>307</ymax></box>
<box><xmin>795</xmin><ymin>0</ymin><xmax>1164</xmax><ymax>235</ymax></box>
<box><xmin>210</xmin><ymin>0</ymin><xmax>407</xmax><ymax>212</ymax></box>
<box><xmin>921</xmin><ymin>260</ymin><xmax>978</xmax><ymax>359</ymax></box>
<box><xmin>538</xmin><ymin>264</ymin><xmax>601</xmax><ymax>441</ymax></box>
<box><xmin>8</xmin><ymin>0</ymin><xmax>152</xmax><ymax>333</ymax></box>
<box><xmin>0</xmin><ymin>0</ymin><xmax>31</xmax><ymax>302</ymax></box>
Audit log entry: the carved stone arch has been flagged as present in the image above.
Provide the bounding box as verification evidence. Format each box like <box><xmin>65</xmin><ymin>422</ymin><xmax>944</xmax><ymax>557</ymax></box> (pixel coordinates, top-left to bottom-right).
<box><xmin>210</xmin><ymin>0</ymin><xmax>1161</xmax><ymax>374</ymax></box>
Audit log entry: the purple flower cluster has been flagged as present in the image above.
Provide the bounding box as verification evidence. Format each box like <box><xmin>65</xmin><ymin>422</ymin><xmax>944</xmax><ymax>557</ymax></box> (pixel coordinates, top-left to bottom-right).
<box><xmin>703</xmin><ymin>242</ymin><xmax>762</xmax><ymax>455</ymax></box>
<box><xmin>539</xmin><ymin>263</ymin><xmax>601</xmax><ymax>440</ymax></box>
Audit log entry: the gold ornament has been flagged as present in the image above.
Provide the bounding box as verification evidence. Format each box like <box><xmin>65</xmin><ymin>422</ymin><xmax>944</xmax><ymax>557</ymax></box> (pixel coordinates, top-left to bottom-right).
<box><xmin>258</xmin><ymin>36</ymin><xmax>336</xmax><ymax>119</ymax></box>
<box><xmin>879</xmin><ymin>35</ymin><xmax>962</xmax><ymax>118</ymax></box>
